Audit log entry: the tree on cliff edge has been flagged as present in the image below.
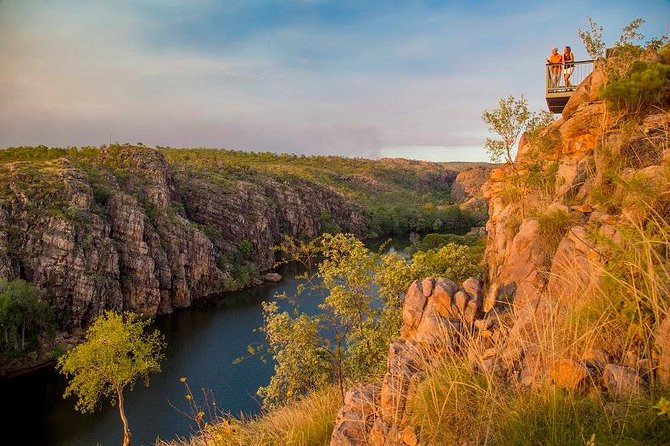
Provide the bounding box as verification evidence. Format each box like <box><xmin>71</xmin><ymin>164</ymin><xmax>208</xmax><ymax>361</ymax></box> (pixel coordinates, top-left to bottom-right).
<box><xmin>482</xmin><ymin>95</ymin><xmax>553</xmax><ymax>216</ymax></box>
<box><xmin>57</xmin><ymin>311</ymin><xmax>164</xmax><ymax>446</ymax></box>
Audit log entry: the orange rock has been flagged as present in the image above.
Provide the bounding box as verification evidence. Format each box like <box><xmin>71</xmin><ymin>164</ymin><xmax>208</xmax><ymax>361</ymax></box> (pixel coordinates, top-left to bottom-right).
<box><xmin>551</xmin><ymin>359</ymin><xmax>590</xmax><ymax>391</ymax></box>
<box><xmin>570</xmin><ymin>203</ymin><xmax>593</xmax><ymax>213</ymax></box>
<box><xmin>401</xmin><ymin>426</ymin><xmax>419</xmax><ymax>446</ymax></box>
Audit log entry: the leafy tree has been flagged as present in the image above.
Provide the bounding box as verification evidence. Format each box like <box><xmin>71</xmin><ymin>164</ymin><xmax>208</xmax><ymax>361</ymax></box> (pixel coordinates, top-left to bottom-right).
<box><xmin>57</xmin><ymin>311</ymin><xmax>164</xmax><ymax>446</ymax></box>
<box><xmin>412</xmin><ymin>243</ymin><xmax>485</xmax><ymax>284</ymax></box>
<box><xmin>482</xmin><ymin>96</ymin><xmax>553</xmax><ymax>216</ymax></box>
<box><xmin>0</xmin><ymin>278</ymin><xmax>53</xmax><ymax>353</ymax></box>
<box><xmin>256</xmin><ymin>233</ymin><xmax>485</xmax><ymax>408</ymax></box>
<box><xmin>258</xmin><ymin>234</ymin><xmax>411</xmax><ymax>407</ymax></box>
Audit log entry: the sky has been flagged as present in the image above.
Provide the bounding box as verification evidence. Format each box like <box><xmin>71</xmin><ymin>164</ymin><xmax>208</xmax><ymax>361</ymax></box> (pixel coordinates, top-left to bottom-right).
<box><xmin>0</xmin><ymin>1</ymin><xmax>668</xmax><ymax>162</ymax></box>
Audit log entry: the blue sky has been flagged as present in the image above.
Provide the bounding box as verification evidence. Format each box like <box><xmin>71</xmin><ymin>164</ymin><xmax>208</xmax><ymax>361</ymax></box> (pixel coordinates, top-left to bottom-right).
<box><xmin>0</xmin><ymin>1</ymin><xmax>668</xmax><ymax>161</ymax></box>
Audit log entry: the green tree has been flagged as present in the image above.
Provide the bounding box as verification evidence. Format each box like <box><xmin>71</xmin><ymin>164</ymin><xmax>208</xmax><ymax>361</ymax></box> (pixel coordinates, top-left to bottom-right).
<box><xmin>0</xmin><ymin>278</ymin><xmax>53</xmax><ymax>353</ymax></box>
<box><xmin>256</xmin><ymin>233</ymin><xmax>485</xmax><ymax>408</ymax></box>
<box><xmin>258</xmin><ymin>234</ymin><xmax>412</xmax><ymax>407</ymax></box>
<box><xmin>57</xmin><ymin>311</ymin><xmax>164</xmax><ymax>446</ymax></box>
<box><xmin>482</xmin><ymin>95</ymin><xmax>553</xmax><ymax>216</ymax></box>
<box><xmin>412</xmin><ymin>243</ymin><xmax>485</xmax><ymax>284</ymax></box>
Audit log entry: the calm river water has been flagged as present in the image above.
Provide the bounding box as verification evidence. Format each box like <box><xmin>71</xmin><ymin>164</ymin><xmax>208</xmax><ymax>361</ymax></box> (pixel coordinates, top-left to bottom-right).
<box><xmin>1</xmin><ymin>238</ymin><xmax>409</xmax><ymax>446</ymax></box>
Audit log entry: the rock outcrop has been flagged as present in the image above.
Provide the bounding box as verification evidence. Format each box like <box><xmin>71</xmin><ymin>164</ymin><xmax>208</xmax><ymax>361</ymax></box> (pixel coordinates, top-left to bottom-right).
<box><xmin>331</xmin><ymin>61</ymin><xmax>670</xmax><ymax>445</ymax></box>
<box><xmin>0</xmin><ymin>147</ymin><xmax>369</xmax><ymax>331</ymax></box>
<box><xmin>449</xmin><ymin>165</ymin><xmax>494</xmax><ymax>203</ymax></box>
<box><xmin>330</xmin><ymin>277</ymin><xmax>495</xmax><ymax>446</ymax></box>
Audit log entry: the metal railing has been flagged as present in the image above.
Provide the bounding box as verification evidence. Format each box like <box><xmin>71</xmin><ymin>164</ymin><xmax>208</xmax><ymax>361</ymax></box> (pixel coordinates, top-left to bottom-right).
<box><xmin>545</xmin><ymin>59</ymin><xmax>594</xmax><ymax>94</ymax></box>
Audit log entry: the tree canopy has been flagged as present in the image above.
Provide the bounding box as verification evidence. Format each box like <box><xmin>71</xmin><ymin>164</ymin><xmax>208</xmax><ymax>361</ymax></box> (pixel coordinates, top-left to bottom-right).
<box><xmin>57</xmin><ymin>311</ymin><xmax>164</xmax><ymax>446</ymax></box>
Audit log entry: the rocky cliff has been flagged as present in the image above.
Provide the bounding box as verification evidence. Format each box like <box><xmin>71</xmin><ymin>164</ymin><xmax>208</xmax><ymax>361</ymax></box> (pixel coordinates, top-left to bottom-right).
<box><xmin>330</xmin><ymin>63</ymin><xmax>670</xmax><ymax>445</ymax></box>
<box><xmin>482</xmin><ymin>68</ymin><xmax>669</xmax><ymax>389</ymax></box>
<box><xmin>0</xmin><ymin>146</ymin><xmax>485</xmax><ymax>336</ymax></box>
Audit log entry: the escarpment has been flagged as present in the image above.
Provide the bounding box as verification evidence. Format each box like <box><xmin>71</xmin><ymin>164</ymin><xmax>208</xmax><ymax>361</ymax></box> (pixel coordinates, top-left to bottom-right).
<box><xmin>0</xmin><ymin>147</ymin><xmax>486</xmax><ymax>337</ymax></box>
<box><xmin>482</xmin><ymin>68</ymin><xmax>670</xmax><ymax>390</ymax></box>
<box><xmin>330</xmin><ymin>63</ymin><xmax>670</xmax><ymax>445</ymax></box>
<box><xmin>0</xmin><ymin>147</ymin><xmax>371</xmax><ymax>331</ymax></box>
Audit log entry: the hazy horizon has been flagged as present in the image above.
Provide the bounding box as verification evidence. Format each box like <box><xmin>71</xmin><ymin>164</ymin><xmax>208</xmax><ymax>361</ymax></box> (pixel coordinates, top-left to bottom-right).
<box><xmin>1</xmin><ymin>0</ymin><xmax>668</xmax><ymax>162</ymax></box>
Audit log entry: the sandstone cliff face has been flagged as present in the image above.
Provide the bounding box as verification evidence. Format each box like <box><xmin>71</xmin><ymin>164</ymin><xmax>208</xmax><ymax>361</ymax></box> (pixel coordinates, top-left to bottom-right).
<box><xmin>330</xmin><ymin>65</ymin><xmax>670</xmax><ymax>445</ymax></box>
<box><xmin>481</xmin><ymin>68</ymin><xmax>670</xmax><ymax>388</ymax></box>
<box><xmin>449</xmin><ymin>165</ymin><xmax>493</xmax><ymax>203</ymax></box>
<box><xmin>0</xmin><ymin>147</ymin><xmax>368</xmax><ymax>331</ymax></box>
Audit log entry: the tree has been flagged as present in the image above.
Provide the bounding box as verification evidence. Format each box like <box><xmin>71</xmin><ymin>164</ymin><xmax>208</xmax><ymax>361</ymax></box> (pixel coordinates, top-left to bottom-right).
<box><xmin>256</xmin><ymin>233</ymin><xmax>486</xmax><ymax>408</ymax></box>
<box><xmin>57</xmin><ymin>311</ymin><xmax>164</xmax><ymax>446</ymax></box>
<box><xmin>482</xmin><ymin>95</ymin><xmax>553</xmax><ymax>216</ymax></box>
<box><xmin>258</xmin><ymin>234</ymin><xmax>412</xmax><ymax>407</ymax></box>
<box><xmin>578</xmin><ymin>17</ymin><xmax>648</xmax><ymax>77</ymax></box>
<box><xmin>0</xmin><ymin>278</ymin><xmax>53</xmax><ymax>353</ymax></box>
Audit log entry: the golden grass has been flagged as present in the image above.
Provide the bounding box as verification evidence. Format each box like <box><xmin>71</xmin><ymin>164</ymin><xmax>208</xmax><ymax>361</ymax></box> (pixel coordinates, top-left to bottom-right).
<box><xmin>162</xmin><ymin>385</ymin><xmax>341</xmax><ymax>446</ymax></box>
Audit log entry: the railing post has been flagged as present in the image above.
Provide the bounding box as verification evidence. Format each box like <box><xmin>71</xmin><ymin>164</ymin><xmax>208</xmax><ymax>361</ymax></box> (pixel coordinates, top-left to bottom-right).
<box><xmin>545</xmin><ymin>65</ymin><xmax>550</xmax><ymax>93</ymax></box>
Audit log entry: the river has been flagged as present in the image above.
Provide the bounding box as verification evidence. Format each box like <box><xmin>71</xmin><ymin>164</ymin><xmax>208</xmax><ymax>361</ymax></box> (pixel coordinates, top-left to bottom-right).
<box><xmin>0</xmin><ymin>238</ymin><xmax>410</xmax><ymax>446</ymax></box>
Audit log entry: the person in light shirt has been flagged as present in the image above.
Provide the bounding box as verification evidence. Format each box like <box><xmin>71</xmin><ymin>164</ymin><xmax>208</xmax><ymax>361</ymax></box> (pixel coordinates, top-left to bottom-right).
<box><xmin>546</xmin><ymin>47</ymin><xmax>563</xmax><ymax>89</ymax></box>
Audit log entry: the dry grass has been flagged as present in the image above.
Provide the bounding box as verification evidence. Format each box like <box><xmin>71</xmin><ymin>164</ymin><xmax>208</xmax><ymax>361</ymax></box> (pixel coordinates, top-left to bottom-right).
<box><xmin>160</xmin><ymin>385</ymin><xmax>341</xmax><ymax>446</ymax></box>
<box><xmin>411</xmin><ymin>199</ymin><xmax>670</xmax><ymax>445</ymax></box>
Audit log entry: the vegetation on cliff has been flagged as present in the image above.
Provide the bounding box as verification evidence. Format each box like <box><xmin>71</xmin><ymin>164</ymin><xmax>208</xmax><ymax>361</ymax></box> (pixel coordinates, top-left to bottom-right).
<box><xmin>0</xmin><ymin>145</ymin><xmax>486</xmax><ymax>372</ymax></box>
<box><xmin>254</xmin><ymin>233</ymin><xmax>484</xmax><ymax>408</ymax></box>
<box><xmin>405</xmin><ymin>19</ymin><xmax>670</xmax><ymax>446</ymax></box>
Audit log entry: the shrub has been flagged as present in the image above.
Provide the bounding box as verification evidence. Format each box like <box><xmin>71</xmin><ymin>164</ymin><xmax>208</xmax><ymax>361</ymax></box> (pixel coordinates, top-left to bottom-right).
<box><xmin>412</xmin><ymin>242</ymin><xmax>485</xmax><ymax>283</ymax></box>
<box><xmin>536</xmin><ymin>209</ymin><xmax>579</xmax><ymax>260</ymax></box>
<box><xmin>238</xmin><ymin>240</ymin><xmax>253</xmax><ymax>260</ymax></box>
<box><xmin>601</xmin><ymin>60</ymin><xmax>670</xmax><ymax>112</ymax></box>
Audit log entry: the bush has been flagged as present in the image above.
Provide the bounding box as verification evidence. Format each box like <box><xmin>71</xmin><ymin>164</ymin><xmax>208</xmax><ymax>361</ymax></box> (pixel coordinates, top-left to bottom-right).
<box><xmin>536</xmin><ymin>209</ymin><xmax>579</xmax><ymax>260</ymax></box>
<box><xmin>238</xmin><ymin>240</ymin><xmax>253</xmax><ymax>260</ymax></box>
<box><xmin>409</xmin><ymin>232</ymin><xmax>483</xmax><ymax>254</ymax></box>
<box><xmin>601</xmin><ymin>60</ymin><xmax>670</xmax><ymax>112</ymax></box>
<box><xmin>412</xmin><ymin>242</ymin><xmax>485</xmax><ymax>283</ymax></box>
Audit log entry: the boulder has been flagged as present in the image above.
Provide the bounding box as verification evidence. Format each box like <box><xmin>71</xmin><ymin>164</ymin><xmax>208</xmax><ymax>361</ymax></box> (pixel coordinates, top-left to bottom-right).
<box><xmin>602</xmin><ymin>364</ymin><xmax>643</xmax><ymax>397</ymax></box>
<box><xmin>401</xmin><ymin>426</ymin><xmax>418</xmax><ymax>446</ymax></box>
<box><xmin>491</xmin><ymin>218</ymin><xmax>548</xmax><ymax>311</ymax></box>
<box><xmin>330</xmin><ymin>384</ymin><xmax>380</xmax><ymax>446</ymax></box>
<box><xmin>546</xmin><ymin>225</ymin><xmax>602</xmax><ymax>306</ymax></box>
<box><xmin>400</xmin><ymin>280</ymin><xmax>429</xmax><ymax>338</ymax></box>
<box><xmin>562</xmin><ymin>69</ymin><xmax>606</xmax><ymax>119</ymax></box>
<box><xmin>581</xmin><ymin>347</ymin><xmax>610</xmax><ymax>372</ymax></box>
<box><xmin>262</xmin><ymin>272</ymin><xmax>282</xmax><ymax>282</ymax></box>
<box><xmin>432</xmin><ymin>279</ymin><xmax>458</xmax><ymax>318</ymax></box>
<box><xmin>550</xmin><ymin>359</ymin><xmax>590</xmax><ymax>391</ymax></box>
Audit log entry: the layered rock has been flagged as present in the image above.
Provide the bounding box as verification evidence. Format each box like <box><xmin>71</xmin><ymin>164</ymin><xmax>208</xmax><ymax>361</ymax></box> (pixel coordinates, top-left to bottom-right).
<box><xmin>0</xmin><ymin>147</ymin><xmax>368</xmax><ymax>331</ymax></box>
<box><xmin>330</xmin><ymin>277</ymin><xmax>493</xmax><ymax>446</ymax></box>
<box><xmin>481</xmin><ymin>65</ymin><xmax>670</xmax><ymax>392</ymax></box>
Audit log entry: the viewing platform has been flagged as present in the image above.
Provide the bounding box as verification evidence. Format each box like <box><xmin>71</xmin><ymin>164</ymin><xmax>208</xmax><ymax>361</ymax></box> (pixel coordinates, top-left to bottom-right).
<box><xmin>545</xmin><ymin>60</ymin><xmax>594</xmax><ymax>113</ymax></box>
